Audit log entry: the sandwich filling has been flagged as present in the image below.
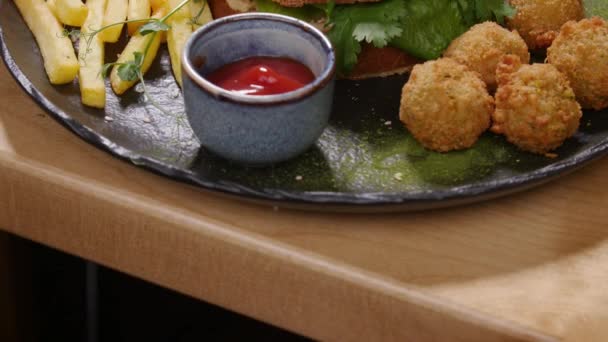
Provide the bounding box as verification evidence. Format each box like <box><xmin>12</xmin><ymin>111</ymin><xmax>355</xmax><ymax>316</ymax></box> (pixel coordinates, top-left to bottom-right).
<box><xmin>217</xmin><ymin>0</ymin><xmax>516</xmax><ymax>77</ymax></box>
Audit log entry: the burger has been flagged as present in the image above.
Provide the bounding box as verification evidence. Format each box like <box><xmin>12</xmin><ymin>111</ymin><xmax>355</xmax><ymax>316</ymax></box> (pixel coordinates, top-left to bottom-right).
<box><xmin>206</xmin><ymin>0</ymin><xmax>516</xmax><ymax>79</ymax></box>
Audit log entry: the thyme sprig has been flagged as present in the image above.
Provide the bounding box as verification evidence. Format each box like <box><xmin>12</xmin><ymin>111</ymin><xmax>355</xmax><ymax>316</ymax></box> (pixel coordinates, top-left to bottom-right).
<box><xmin>62</xmin><ymin>0</ymin><xmax>199</xmax><ymax>156</ymax></box>
<box><xmin>66</xmin><ymin>0</ymin><xmax>192</xmax><ymax>83</ymax></box>
<box><xmin>61</xmin><ymin>0</ymin><xmax>197</xmax><ymax>126</ymax></box>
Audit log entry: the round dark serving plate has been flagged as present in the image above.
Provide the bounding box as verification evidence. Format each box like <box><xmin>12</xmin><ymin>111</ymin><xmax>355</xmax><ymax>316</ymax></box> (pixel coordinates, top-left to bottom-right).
<box><xmin>2</xmin><ymin>1</ymin><xmax>608</xmax><ymax>213</ymax></box>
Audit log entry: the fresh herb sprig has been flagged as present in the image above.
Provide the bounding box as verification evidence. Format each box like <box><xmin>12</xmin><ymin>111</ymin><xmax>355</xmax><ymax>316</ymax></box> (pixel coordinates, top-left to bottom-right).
<box><xmin>62</xmin><ymin>0</ymin><xmax>196</xmax><ymax>124</ymax></box>
<box><xmin>66</xmin><ymin>0</ymin><xmax>192</xmax><ymax>82</ymax></box>
<box><xmin>67</xmin><ymin>0</ymin><xmax>199</xmax><ymax>158</ymax></box>
<box><xmin>98</xmin><ymin>0</ymin><xmax>190</xmax><ymax>76</ymax></box>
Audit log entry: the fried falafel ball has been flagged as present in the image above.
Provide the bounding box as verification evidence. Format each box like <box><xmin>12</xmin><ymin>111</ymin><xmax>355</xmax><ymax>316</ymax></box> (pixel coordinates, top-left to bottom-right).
<box><xmin>547</xmin><ymin>17</ymin><xmax>608</xmax><ymax>110</ymax></box>
<box><xmin>507</xmin><ymin>0</ymin><xmax>584</xmax><ymax>50</ymax></box>
<box><xmin>444</xmin><ymin>22</ymin><xmax>530</xmax><ymax>91</ymax></box>
<box><xmin>400</xmin><ymin>58</ymin><xmax>494</xmax><ymax>152</ymax></box>
<box><xmin>491</xmin><ymin>55</ymin><xmax>582</xmax><ymax>154</ymax></box>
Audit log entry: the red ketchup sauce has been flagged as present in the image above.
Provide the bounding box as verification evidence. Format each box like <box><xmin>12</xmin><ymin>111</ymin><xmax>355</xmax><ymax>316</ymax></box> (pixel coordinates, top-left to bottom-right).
<box><xmin>205</xmin><ymin>56</ymin><xmax>316</xmax><ymax>96</ymax></box>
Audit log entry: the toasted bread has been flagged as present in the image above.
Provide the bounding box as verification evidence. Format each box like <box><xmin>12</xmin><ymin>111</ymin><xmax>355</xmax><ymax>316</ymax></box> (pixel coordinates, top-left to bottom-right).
<box><xmin>346</xmin><ymin>44</ymin><xmax>419</xmax><ymax>79</ymax></box>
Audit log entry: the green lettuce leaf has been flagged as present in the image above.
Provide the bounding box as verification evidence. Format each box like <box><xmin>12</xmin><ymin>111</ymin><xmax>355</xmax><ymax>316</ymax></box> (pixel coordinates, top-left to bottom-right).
<box><xmin>255</xmin><ymin>0</ymin><xmax>324</xmax><ymax>21</ymax></box>
<box><xmin>473</xmin><ymin>0</ymin><xmax>517</xmax><ymax>24</ymax></box>
<box><xmin>255</xmin><ymin>0</ymin><xmax>517</xmax><ymax>75</ymax></box>
<box><xmin>391</xmin><ymin>0</ymin><xmax>516</xmax><ymax>61</ymax></box>
<box><xmin>391</xmin><ymin>0</ymin><xmax>467</xmax><ymax>60</ymax></box>
<box><xmin>584</xmin><ymin>0</ymin><xmax>608</xmax><ymax>18</ymax></box>
<box><xmin>326</xmin><ymin>0</ymin><xmax>407</xmax><ymax>74</ymax></box>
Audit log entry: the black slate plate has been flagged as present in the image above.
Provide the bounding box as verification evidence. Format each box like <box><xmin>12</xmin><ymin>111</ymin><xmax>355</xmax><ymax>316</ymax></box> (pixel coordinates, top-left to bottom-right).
<box><xmin>2</xmin><ymin>1</ymin><xmax>608</xmax><ymax>212</ymax></box>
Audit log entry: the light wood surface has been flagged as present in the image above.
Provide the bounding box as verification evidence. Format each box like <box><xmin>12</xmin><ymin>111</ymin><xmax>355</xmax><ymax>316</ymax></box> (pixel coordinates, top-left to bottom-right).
<box><xmin>1</xmin><ymin>62</ymin><xmax>608</xmax><ymax>341</ymax></box>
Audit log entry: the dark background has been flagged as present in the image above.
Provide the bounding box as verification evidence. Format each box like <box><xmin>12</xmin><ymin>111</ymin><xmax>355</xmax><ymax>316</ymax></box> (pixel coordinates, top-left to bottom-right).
<box><xmin>0</xmin><ymin>232</ymin><xmax>310</xmax><ymax>342</ymax></box>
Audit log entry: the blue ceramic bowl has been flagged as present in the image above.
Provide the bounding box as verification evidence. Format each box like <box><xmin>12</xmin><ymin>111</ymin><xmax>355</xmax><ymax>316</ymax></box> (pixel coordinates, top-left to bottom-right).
<box><xmin>181</xmin><ymin>13</ymin><xmax>336</xmax><ymax>165</ymax></box>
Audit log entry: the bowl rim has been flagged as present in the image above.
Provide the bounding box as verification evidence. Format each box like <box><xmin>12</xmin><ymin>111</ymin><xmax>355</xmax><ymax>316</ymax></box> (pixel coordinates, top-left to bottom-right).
<box><xmin>181</xmin><ymin>12</ymin><xmax>336</xmax><ymax>106</ymax></box>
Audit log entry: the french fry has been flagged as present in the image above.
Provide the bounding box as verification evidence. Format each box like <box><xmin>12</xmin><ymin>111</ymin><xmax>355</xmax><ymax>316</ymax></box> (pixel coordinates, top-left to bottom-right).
<box><xmin>127</xmin><ymin>0</ymin><xmax>151</xmax><ymax>35</ymax></box>
<box><xmin>190</xmin><ymin>0</ymin><xmax>212</xmax><ymax>30</ymax></box>
<box><xmin>46</xmin><ymin>0</ymin><xmax>58</xmax><ymax>18</ymax></box>
<box><xmin>99</xmin><ymin>0</ymin><xmax>128</xmax><ymax>43</ymax></box>
<box><xmin>14</xmin><ymin>0</ymin><xmax>79</xmax><ymax>84</ymax></box>
<box><xmin>150</xmin><ymin>0</ymin><xmax>166</xmax><ymax>11</ymax></box>
<box><xmin>78</xmin><ymin>0</ymin><xmax>106</xmax><ymax>108</ymax></box>
<box><xmin>166</xmin><ymin>0</ymin><xmax>192</xmax><ymax>86</ymax></box>
<box><xmin>111</xmin><ymin>7</ymin><xmax>167</xmax><ymax>95</ymax></box>
<box><xmin>55</xmin><ymin>0</ymin><xmax>88</xmax><ymax>27</ymax></box>
<box><xmin>157</xmin><ymin>0</ymin><xmax>169</xmax><ymax>43</ymax></box>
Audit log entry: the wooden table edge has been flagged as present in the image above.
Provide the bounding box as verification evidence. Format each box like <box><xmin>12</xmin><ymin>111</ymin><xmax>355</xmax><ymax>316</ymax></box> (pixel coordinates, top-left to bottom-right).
<box><xmin>0</xmin><ymin>152</ymin><xmax>557</xmax><ymax>342</ymax></box>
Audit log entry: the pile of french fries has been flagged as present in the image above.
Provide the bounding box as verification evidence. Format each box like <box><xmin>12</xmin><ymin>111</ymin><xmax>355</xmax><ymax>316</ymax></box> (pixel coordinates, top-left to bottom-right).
<box><xmin>13</xmin><ymin>0</ymin><xmax>213</xmax><ymax>109</ymax></box>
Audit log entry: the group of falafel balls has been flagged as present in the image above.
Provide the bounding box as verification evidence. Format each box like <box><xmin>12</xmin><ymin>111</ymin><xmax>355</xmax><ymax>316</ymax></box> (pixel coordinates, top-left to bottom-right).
<box><xmin>399</xmin><ymin>0</ymin><xmax>608</xmax><ymax>156</ymax></box>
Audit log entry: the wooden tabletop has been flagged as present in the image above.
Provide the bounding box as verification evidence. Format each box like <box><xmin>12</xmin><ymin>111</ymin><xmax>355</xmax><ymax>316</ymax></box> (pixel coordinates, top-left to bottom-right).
<box><xmin>1</xmin><ymin>62</ymin><xmax>608</xmax><ymax>342</ymax></box>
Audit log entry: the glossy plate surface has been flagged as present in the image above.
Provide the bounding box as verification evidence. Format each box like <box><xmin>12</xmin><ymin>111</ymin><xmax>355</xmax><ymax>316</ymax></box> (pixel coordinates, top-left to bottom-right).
<box><xmin>2</xmin><ymin>1</ymin><xmax>608</xmax><ymax>212</ymax></box>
